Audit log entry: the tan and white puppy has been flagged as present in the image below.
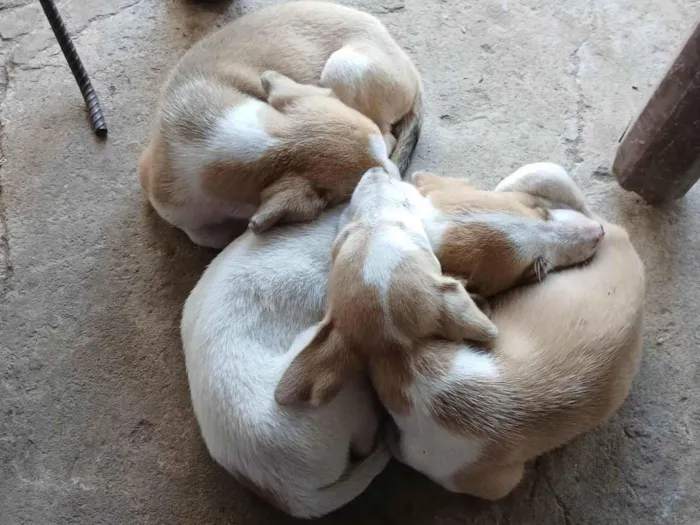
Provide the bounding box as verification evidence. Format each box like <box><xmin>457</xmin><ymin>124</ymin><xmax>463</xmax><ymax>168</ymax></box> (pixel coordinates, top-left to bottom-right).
<box><xmin>140</xmin><ymin>1</ymin><xmax>422</xmax><ymax>247</ymax></box>
<box><xmin>275</xmin><ymin>163</ymin><xmax>642</xmax><ymax>502</ymax></box>
<box><xmin>275</xmin><ymin>168</ymin><xmax>498</xmax><ymax>407</ymax></box>
<box><xmin>384</xmin><ymin>165</ymin><xmax>644</xmax><ymax>500</ymax></box>
<box><xmin>182</xmin><ymin>206</ymin><xmax>389</xmax><ymax>519</ymax></box>
<box><xmin>397</xmin><ymin>217</ymin><xmax>643</xmax><ymax>501</ymax></box>
<box><xmin>411</xmin><ymin>163</ymin><xmax>605</xmax><ymax>297</ymax></box>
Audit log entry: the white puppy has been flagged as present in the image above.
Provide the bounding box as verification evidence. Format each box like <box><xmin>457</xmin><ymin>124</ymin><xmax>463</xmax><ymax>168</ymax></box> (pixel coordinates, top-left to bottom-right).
<box><xmin>181</xmin><ymin>207</ymin><xmax>387</xmax><ymax>519</ymax></box>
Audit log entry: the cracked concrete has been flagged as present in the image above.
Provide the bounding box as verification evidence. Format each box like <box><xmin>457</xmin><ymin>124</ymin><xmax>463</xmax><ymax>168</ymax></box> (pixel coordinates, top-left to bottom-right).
<box><xmin>1</xmin><ymin>0</ymin><xmax>699</xmax><ymax>524</ymax></box>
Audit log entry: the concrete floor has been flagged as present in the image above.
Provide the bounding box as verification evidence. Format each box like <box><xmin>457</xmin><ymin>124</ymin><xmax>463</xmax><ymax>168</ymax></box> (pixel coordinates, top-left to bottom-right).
<box><xmin>1</xmin><ymin>0</ymin><xmax>699</xmax><ymax>523</ymax></box>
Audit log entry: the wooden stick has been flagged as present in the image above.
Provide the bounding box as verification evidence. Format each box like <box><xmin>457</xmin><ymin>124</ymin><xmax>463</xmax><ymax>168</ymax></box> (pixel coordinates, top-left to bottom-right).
<box><xmin>612</xmin><ymin>21</ymin><xmax>700</xmax><ymax>202</ymax></box>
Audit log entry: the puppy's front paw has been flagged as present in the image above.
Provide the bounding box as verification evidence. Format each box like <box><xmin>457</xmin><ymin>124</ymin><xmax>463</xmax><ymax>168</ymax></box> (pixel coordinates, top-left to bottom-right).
<box><xmin>260</xmin><ymin>70</ymin><xmax>282</xmax><ymax>94</ymax></box>
<box><xmin>248</xmin><ymin>215</ymin><xmax>274</xmax><ymax>235</ymax></box>
<box><xmin>247</xmin><ymin>219</ymin><xmax>263</xmax><ymax>234</ymax></box>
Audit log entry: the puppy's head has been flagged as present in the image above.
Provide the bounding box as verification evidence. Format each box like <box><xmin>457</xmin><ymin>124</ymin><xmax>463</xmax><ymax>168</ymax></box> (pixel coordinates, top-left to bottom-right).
<box><xmin>343</xmin><ymin>167</ymin><xmax>426</xmax><ymax>226</ymax></box>
<box><xmin>260</xmin><ymin>71</ymin><xmax>399</xmax><ymax>198</ymax></box>
<box><xmin>412</xmin><ymin>169</ymin><xmax>604</xmax><ymax>296</ymax></box>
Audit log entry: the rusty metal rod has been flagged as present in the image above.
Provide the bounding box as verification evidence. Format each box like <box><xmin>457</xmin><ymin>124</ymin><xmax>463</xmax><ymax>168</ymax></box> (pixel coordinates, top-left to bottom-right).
<box><xmin>38</xmin><ymin>0</ymin><xmax>108</xmax><ymax>138</ymax></box>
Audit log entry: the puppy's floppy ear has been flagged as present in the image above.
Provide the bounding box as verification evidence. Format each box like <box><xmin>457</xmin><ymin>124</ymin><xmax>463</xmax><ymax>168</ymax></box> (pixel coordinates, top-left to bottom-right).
<box><xmin>249</xmin><ymin>176</ymin><xmax>326</xmax><ymax>234</ymax></box>
<box><xmin>494</xmin><ymin>162</ymin><xmax>592</xmax><ymax>217</ymax></box>
<box><xmin>261</xmin><ymin>70</ymin><xmax>333</xmax><ymax>111</ymax></box>
<box><xmin>275</xmin><ymin>319</ymin><xmax>361</xmax><ymax>407</ymax></box>
<box><xmin>436</xmin><ymin>277</ymin><xmax>498</xmax><ymax>343</ymax></box>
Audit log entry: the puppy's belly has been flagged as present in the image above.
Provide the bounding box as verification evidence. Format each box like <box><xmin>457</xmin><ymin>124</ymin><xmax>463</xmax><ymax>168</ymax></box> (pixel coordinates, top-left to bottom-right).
<box><xmin>393</xmin><ymin>411</ymin><xmax>484</xmax><ymax>486</ymax></box>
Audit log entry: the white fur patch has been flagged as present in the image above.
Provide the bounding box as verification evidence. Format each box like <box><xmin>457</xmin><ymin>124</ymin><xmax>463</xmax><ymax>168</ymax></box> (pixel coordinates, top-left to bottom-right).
<box><xmin>361</xmin><ymin>226</ymin><xmax>424</xmax><ymax>344</ymax></box>
<box><xmin>416</xmin><ymin>199</ymin><xmax>450</xmax><ymax>251</ymax></box>
<box><xmin>170</xmin><ymin>99</ymin><xmax>279</xmax><ymax>198</ymax></box>
<box><xmin>322</xmin><ymin>46</ymin><xmax>372</xmax><ymax>89</ymax></box>
<box><xmin>390</xmin><ymin>345</ymin><xmax>496</xmax><ymax>485</ymax></box>
<box><xmin>383</xmin><ymin>133</ymin><xmax>397</xmax><ymax>155</ymax></box>
<box><xmin>362</xmin><ymin>228</ymin><xmax>417</xmax><ymax>298</ymax></box>
<box><xmin>213</xmin><ymin>99</ymin><xmax>279</xmax><ymax>162</ymax></box>
<box><xmin>449</xmin><ymin>349</ymin><xmax>499</xmax><ymax>379</ymax></box>
<box><xmin>393</xmin><ymin>403</ymin><xmax>484</xmax><ymax>483</ymax></box>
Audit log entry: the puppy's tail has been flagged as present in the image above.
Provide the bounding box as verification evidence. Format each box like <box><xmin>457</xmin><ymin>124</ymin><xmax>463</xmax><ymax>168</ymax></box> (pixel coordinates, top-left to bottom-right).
<box><xmin>285</xmin><ymin>443</ymin><xmax>390</xmax><ymax>518</ymax></box>
<box><xmin>391</xmin><ymin>86</ymin><xmax>424</xmax><ymax>178</ymax></box>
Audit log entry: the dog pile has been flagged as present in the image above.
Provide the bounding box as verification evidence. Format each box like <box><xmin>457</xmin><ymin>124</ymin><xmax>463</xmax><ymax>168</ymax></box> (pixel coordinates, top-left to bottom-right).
<box><xmin>140</xmin><ymin>1</ymin><xmax>645</xmax><ymax>518</ymax></box>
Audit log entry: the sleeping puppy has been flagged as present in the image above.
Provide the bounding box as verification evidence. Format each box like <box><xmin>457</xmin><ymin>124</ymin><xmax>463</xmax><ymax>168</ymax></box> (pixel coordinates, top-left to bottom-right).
<box><xmin>411</xmin><ymin>163</ymin><xmax>605</xmax><ymax>297</ymax></box>
<box><xmin>274</xmin><ymin>168</ymin><xmax>499</xmax><ymax>407</ymax></box>
<box><xmin>181</xmin><ymin>163</ymin><xmax>641</xmax><ymax>517</ymax></box>
<box><xmin>139</xmin><ymin>1</ymin><xmax>422</xmax><ymax>248</ymax></box>
<box><xmin>275</xmin><ymin>163</ymin><xmax>643</xmax><ymax>502</ymax></box>
<box><xmin>181</xmin><ymin>205</ymin><xmax>389</xmax><ymax>519</ymax></box>
<box><xmin>182</xmin><ymin>164</ymin><xmax>597</xmax><ymax>518</ymax></box>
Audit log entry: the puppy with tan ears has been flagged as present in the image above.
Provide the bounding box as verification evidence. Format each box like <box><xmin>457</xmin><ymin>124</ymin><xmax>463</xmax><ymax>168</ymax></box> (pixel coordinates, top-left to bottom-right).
<box><xmin>383</xmin><ymin>165</ymin><xmax>643</xmax><ymax>500</ymax></box>
<box><xmin>275</xmin><ymin>168</ymin><xmax>498</xmax><ymax>407</ymax></box>
<box><xmin>411</xmin><ymin>163</ymin><xmax>606</xmax><ymax>297</ymax></box>
<box><xmin>139</xmin><ymin>1</ymin><xmax>422</xmax><ymax>248</ymax></box>
<box><xmin>182</xmin><ymin>205</ymin><xmax>390</xmax><ymax>519</ymax></box>
<box><xmin>276</xmin><ymin>163</ymin><xmax>643</xmax><ymax>501</ymax></box>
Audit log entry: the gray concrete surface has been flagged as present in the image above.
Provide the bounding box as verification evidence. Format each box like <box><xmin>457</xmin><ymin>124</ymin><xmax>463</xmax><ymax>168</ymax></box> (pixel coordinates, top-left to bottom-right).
<box><xmin>1</xmin><ymin>0</ymin><xmax>699</xmax><ymax>523</ymax></box>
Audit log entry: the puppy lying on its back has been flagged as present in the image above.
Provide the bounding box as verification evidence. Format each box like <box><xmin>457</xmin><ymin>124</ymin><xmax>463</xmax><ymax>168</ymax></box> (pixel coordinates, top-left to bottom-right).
<box><xmin>139</xmin><ymin>1</ymin><xmax>422</xmax><ymax>247</ymax></box>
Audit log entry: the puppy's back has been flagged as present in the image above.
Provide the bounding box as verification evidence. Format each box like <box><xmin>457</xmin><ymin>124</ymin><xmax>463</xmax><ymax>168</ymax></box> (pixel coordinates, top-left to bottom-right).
<box><xmin>418</xmin><ymin>222</ymin><xmax>644</xmax><ymax>460</ymax></box>
<box><xmin>174</xmin><ymin>1</ymin><xmax>398</xmax><ymax>87</ymax></box>
<box><xmin>491</xmin><ymin>221</ymin><xmax>644</xmax><ymax>455</ymax></box>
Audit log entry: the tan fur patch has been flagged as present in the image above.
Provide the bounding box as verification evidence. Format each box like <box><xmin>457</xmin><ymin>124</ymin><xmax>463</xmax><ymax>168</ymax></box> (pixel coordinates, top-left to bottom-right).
<box><xmin>369</xmin><ymin>346</ymin><xmax>414</xmax><ymax>415</ymax></box>
<box><xmin>200</xmin><ymin>160</ymin><xmax>264</xmax><ymax>206</ymax></box>
<box><xmin>139</xmin><ymin>134</ymin><xmax>182</xmax><ymax>207</ymax></box>
<box><xmin>438</xmin><ymin>223</ymin><xmax>526</xmax><ymax>297</ymax></box>
<box><xmin>412</xmin><ymin>171</ymin><xmax>553</xmax><ymax>296</ymax></box>
<box><xmin>413</xmin><ymin>171</ymin><xmax>548</xmax><ymax>218</ymax></box>
<box><xmin>420</xmin><ymin>223</ymin><xmax>644</xmax><ymax>499</ymax></box>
